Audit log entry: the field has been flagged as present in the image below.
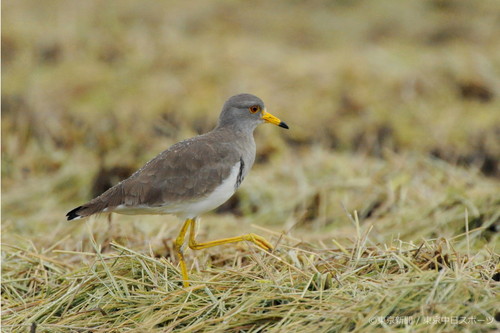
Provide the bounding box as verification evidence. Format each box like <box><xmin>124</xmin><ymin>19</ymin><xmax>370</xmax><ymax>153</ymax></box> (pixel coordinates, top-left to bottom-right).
<box><xmin>2</xmin><ymin>0</ymin><xmax>499</xmax><ymax>332</ymax></box>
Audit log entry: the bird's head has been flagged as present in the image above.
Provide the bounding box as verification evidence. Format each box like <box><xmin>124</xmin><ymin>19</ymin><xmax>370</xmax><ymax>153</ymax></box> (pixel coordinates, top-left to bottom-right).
<box><xmin>217</xmin><ymin>93</ymin><xmax>289</xmax><ymax>132</ymax></box>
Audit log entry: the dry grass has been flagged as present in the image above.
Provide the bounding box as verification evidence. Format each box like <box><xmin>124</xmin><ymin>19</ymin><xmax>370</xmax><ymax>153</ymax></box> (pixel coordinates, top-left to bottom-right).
<box><xmin>2</xmin><ymin>0</ymin><xmax>500</xmax><ymax>332</ymax></box>
<box><xmin>2</xmin><ymin>224</ymin><xmax>497</xmax><ymax>332</ymax></box>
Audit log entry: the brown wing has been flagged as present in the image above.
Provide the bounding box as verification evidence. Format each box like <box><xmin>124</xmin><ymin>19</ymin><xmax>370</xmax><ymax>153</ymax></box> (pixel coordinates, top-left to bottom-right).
<box><xmin>69</xmin><ymin>132</ymin><xmax>240</xmax><ymax>219</ymax></box>
<box><xmin>122</xmin><ymin>136</ymin><xmax>240</xmax><ymax>205</ymax></box>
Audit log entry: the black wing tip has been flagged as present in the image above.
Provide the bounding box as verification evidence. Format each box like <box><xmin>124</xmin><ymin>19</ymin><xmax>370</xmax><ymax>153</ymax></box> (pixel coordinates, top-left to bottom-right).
<box><xmin>66</xmin><ymin>206</ymin><xmax>83</xmax><ymax>221</ymax></box>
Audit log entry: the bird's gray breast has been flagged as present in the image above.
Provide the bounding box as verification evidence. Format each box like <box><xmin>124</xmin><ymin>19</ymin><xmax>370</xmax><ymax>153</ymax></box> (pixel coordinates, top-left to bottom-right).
<box><xmin>234</xmin><ymin>136</ymin><xmax>255</xmax><ymax>190</ymax></box>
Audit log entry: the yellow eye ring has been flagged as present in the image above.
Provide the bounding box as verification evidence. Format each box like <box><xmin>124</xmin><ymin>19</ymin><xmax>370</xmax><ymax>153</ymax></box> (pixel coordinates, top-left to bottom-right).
<box><xmin>249</xmin><ymin>105</ymin><xmax>260</xmax><ymax>113</ymax></box>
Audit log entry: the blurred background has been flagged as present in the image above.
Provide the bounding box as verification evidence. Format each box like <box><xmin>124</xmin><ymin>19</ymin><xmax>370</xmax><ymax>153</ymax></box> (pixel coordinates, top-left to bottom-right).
<box><xmin>2</xmin><ymin>0</ymin><xmax>499</xmax><ymax>250</ymax></box>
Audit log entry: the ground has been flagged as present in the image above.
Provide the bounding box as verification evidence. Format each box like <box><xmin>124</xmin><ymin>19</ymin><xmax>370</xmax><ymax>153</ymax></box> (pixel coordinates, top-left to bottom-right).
<box><xmin>2</xmin><ymin>0</ymin><xmax>499</xmax><ymax>332</ymax></box>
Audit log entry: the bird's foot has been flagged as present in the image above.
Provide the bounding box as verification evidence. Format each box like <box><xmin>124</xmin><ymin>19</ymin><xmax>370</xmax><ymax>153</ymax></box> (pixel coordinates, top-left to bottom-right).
<box><xmin>244</xmin><ymin>233</ymin><xmax>274</xmax><ymax>252</ymax></box>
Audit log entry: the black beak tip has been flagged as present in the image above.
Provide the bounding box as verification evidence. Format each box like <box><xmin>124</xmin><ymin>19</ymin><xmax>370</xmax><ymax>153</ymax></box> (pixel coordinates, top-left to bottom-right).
<box><xmin>279</xmin><ymin>121</ymin><xmax>289</xmax><ymax>129</ymax></box>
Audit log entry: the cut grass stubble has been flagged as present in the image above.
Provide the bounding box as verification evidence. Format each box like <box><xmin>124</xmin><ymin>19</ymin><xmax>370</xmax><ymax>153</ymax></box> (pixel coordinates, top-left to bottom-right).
<box><xmin>2</xmin><ymin>210</ymin><xmax>497</xmax><ymax>332</ymax></box>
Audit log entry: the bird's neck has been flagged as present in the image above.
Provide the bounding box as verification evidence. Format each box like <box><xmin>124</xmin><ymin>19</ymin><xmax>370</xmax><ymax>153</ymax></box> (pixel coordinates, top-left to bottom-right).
<box><xmin>214</xmin><ymin>122</ymin><xmax>257</xmax><ymax>137</ymax></box>
<box><xmin>211</xmin><ymin>125</ymin><xmax>256</xmax><ymax>157</ymax></box>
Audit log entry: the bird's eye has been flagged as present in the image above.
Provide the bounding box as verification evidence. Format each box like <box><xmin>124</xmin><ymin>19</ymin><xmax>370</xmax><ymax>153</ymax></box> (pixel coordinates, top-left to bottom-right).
<box><xmin>249</xmin><ymin>105</ymin><xmax>260</xmax><ymax>114</ymax></box>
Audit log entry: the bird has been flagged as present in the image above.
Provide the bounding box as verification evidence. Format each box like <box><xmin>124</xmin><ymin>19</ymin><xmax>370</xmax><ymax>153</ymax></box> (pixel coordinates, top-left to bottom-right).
<box><xmin>66</xmin><ymin>93</ymin><xmax>289</xmax><ymax>287</ymax></box>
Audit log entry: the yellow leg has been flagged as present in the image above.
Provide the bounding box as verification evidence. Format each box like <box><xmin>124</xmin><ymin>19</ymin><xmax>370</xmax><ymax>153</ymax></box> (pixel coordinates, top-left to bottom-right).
<box><xmin>174</xmin><ymin>218</ymin><xmax>193</xmax><ymax>287</ymax></box>
<box><xmin>188</xmin><ymin>218</ymin><xmax>273</xmax><ymax>252</ymax></box>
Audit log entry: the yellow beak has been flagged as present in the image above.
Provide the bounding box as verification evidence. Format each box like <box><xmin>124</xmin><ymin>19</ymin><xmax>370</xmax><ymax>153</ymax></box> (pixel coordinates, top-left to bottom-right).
<box><xmin>262</xmin><ymin>110</ymin><xmax>289</xmax><ymax>129</ymax></box>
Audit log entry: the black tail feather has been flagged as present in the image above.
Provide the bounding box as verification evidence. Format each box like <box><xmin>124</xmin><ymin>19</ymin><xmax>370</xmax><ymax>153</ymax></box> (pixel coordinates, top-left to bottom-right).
<box><xmin>66</xmin><ymin>206</ymin><xmax>83</xmax><ymax>220</ymax></box>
